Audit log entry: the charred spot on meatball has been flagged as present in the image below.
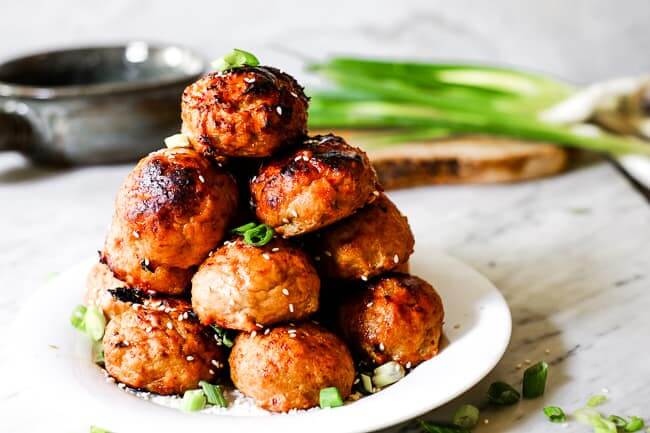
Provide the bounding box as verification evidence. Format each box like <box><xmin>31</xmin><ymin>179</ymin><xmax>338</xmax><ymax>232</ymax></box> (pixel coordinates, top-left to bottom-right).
<box><xmin>229</xmin><ymin>322</ymin><xmax>355</xmax><ymax>412</ymax></box>
<box><xmin>250</xmin><ymin>134</ymin><xmax>380</xmax><ymax>236</ymax></box>
<box><xmin>103</xmin><ymin>148</ymin><xmax>238</xmax><ymax>295</ymax></box>
<box><xmin>336</xmin><ymin>273</ymin><xmax>444</xmax><ymax>368</ymax></box>
<box><xmin>103</xmin><ymin>298</ymin><xmax>226</xmax><ymax>395</ymax></box>
<box><xmin>192</xmin><ymin>238</ymin><xmax>320</xmax><ymax>331</ymax></box>
<box><xmin>181</xmin><ymin>66</ymin><xmax>309</xmax><ymax>158</ymax></box>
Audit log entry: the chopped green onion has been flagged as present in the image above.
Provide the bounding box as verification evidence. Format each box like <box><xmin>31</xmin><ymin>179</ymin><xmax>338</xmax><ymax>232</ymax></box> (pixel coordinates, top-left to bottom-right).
<box><xmin>93</xmin><ymin>341</ymin><xmax>105</xmax><ymax>366</ymax></box>
<box><xmin>452</xmin><ymin>404</ymin><xmax>479</xmax><ymax>429</ymax></box>
<box><xmin>84</xmin><ymin>306</ymin><xmax>106</xmax><ymax>341</ymax></box>
<box><xmin>360</xmin><ymin>373</ymin><xmax>373</xmax><ymax>394</ymax></box>
<box><xmin>587</xmin><ymin>395</ymin><xmax>608</xmax><ymax>407</ymax></box>
<box><xmin>419</xmin><ymin>420</ymin><xmax>469</xmax><ymax>433</ymax></box>
<box><xmin>608</xmin><ymin>415</ymin><xmax>628</xmax><ymax>428</ymax></box>
<box><xmin>523</xmin><ymin>361</ymin><xmax>548</xmax><ymax>399</ymax></box>
<box><xmin>372</xmin><ymin>361</ymin><xmax>405</xmax><ymax>388</ymax></box>
<box><xmin>231</xmin><ymin>222</ymin><xmax>257</xmax><ymax>235</ymax></box>
<box><xmin>319</xmin><ymin>387</ymin><xmax>344</xmax><ymax>408</ymax></box>
<box><xmin>90</xmin><ymin>426</ymin><xmax>111</xmax><ymax>433</ymax></box>
<box><xmin>70</xmin><ymin>305</ymin><xmax>87</xmax><ymax>332</ymax></box>
<box><xmin>543</xmin><ymin>406</ymin><xmax>567</xmax><ymax>423</ymax></box>
<box><xmin>487</xmin><ymin>381</ymin><xmax>520</xmax><ymax>406</ymax></box>
<box><xmin>575</xmin><ymin>407</ymin><xmax>618</xmax><ymax>433</ymax></box>
<box><xmin>181</xmin><ymin>389</ymin><xmax>206</xmax><ymax>412</ymax></box>
<box><xmin>210</xmin><ymin>325</ymin><xmax>234</xmax><ymax>348</ymax></box>
<box><xmin>199</xmin><ymin>381</ymin><xmax>228</xmax><ymax>407</ymax></box>
<box><xmin>243</xmin><ymin>224</ymin><xmax>274</xmax><ymax>247</ymax></box>
<box><xmin>625</xmin><ymin>417</ymin><xmax>645</xmax><ymax>432</ymax></box>
<box><xmin>211</xmin><ymin>49</ymin><xmax>260</xmax><ymax>72</ymax></box>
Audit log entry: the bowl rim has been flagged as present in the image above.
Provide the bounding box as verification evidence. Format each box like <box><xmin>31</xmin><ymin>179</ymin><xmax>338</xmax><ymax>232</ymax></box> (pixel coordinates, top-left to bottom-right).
<box><xmin>0</xmin><ymin>41</ymin><xmax>206</xmax><ymax>99</ymax></box>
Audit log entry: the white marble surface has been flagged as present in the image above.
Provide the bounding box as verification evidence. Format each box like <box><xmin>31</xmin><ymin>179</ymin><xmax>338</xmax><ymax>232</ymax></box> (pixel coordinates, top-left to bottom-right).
<box><xmin>1</xmin><ymin>152</ymin><xmax>649</xmax><ymax>432</ymax></box>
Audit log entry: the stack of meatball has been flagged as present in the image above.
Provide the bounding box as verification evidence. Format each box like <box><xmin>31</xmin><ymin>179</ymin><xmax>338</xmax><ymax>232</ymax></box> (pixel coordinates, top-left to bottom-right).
<box><xmin>87</xmin><ymin>62</ymin><xmax>444</xmax><ymax>412</ymax></box>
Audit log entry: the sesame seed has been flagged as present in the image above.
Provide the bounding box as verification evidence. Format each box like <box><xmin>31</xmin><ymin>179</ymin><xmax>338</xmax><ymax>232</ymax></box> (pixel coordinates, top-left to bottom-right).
<box><xmin>132</xmin><ymin>230</ymin><xmax>140</xmax><ymax>238</ymax></box>
<box><xmin>288</xmin><ymin>329</ymin><xmax>297</xmax><ymax>334</ymax></box>
<box><xmin>264</xmin><ymin>328</ymin><xmax>270</xmax><ymax>335</ymax></box>
<box><xmin>379</xmin><ymin>343</ymin><xmax>385</xmax><ymax>351</ymax></box>
<box><xmin>354</xmin><ymin>378</ymin><xmax>360</xmax><ymax>384</ymax></box>
<box><xmin>186</xmin><ymin>355</ymin><xmax>194</xmax><ymax>361</ymax></box>
<box><xmin>123</xmin><ymin>341</ymin><xmax>130</xmax><ymax>346</ymax></box>
<box><xmin>545</xmin><ymin>348</ymin><xmax>551</xmax><ymax>354</ymax></box>
<box><xmin>393</xmin><ymin>254</ymin><xmax>399</xmax><ymax>264</ymax></box>
<box><xmin>282</xmin><ymin>288</ymin><xmax>289</xmax><ymax>296</ymax></box>
<box><xmin>373</xmin><ymin>190</ymin><xmax>380</xmax><ymax>196</ymax></box>
<box><xmin>290</xmin><ymin>91</ymin><xmax>298</xmax><ymax>97</ymax></box>
<box><xmin>244</xmin><ymin>77</ymin><xmax>255</xmax><ymax>83</ymax></box>
<box><xmin>282</xmin><ymin>218</ymin><xmax>290</xmax><ymax>224</ymax></box>
<box><xmin>262</xmin><ymin>253</ymin><xmax>270</xmax><ymax>260</ymax></box>
<box><xmin>209</xmin><ymin>369</ymin><xmax>215</xmax><ymax>375</ymax></box>
<box><xmin>484</xmin><ymin>419</ymin><xmax>489</xmax><ymax>425</ymax></box>
<box><xmin>524</xmin><ymin>359</ymin><xmax>531</xmax><ymax>364</ymax></box>
<box><xmin>178</xmin><ymin>314</ymin><xmax>184</xmax><ymax>321</ymax></box>
<box><xmin>289</xmin><ymin>303</ymin><xmax>295</xmax><ymax>313</ymax></box>
<box><xmin>166</xmin><ymin>322</ymin><xmax>173</xmax><ymax>329</ymax></box>
<box><xmin>367</xmin><ymin>302</ymin><xmax>373</xmax><ymax>307</ymax></box>
<box><xmin>211</xmin><ymin>360</ymin><xmax>219</xmax><ymax>367</ymax></box>
<box><xmin>516</xmin><ymin>363</ymin><xmax>523</xmax><ymax>369</ymax></box>
<box><xmin>276</xmin><ymin>106</ymin><xmax>283</xmax><ymax>115</ymax></box>
<box><xmin>251</xmin><ymin>331</ymin><xmax>257</xmax><ymax>337</ymax></box>
<box><xmin>405</xmin><ymin>362</ymin><xmax>412</xmax><ymax>369</ymax></box>
<box><xmin>324</xmin><ymin>251</ymin><xmax>332</xmax><ymax>257</ymax></box>
<box><xmin>361</xmin><ymin>275</ymin><xmax>368</xmax><ymax>281</ymax></box>
<box><xmin>146</xmin><ymin>326</ymin><xmax>152</xmax><ymax>333</ymax></box>
<box><xmin>251</xmin><ymin>175</ymin><xmax>257</xmax><ymax>182</ymax></box>
<box><xmin>256</xmin><ymin>323</ymin><xmax>264</xmax><ymax>329</ymax></box>
<box><xmin>118</xmin><ymin>383</ymin><xmax>126</xmax><ymax>389</ymax></box>
<box><xmin>198</xmin><ymin>175</ymin><xmax>205</xmax><ymax>183</ymax></box>
<box><xmin>289</xmin><ymin>333</ymin><xmax>296</xmax><ymax>338</ymax></box>
<box><xmin>271</xmin><ymin>247</ymin><xmax>279</xmax><ymax>252</ymax></box>
<box><xmin>184</xmin><ymin>312</ymin><xmax>189</xmax><ymax>320</ymax></box>
<box><xmin>290</xmin><ymin>209</ymin><xmax>298</xmax><ymax>218</ymax></box>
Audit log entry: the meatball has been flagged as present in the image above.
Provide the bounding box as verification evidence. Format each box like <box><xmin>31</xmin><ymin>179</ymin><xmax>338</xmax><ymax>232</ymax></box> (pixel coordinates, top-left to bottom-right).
<box><xmin>103</xmin><ymin>298</ymin><xmax>226</xmax><ymax>395</ymax></box>
<box><xmin>103</xmin><ymin>148</ymin><xmax>238</xmax><ymax>295</ymax></box>
<box><xmin>85</xmin><ymin>262</ymin><xmax>137</xmax><ymax>319</ymax></box>
<box><xmin>181</xmin><ymin>66</ymin><xmax>308</xmax><ymax>158</ymax></box>
<box><xmin>192</xmin><ymin>238</ymin><xmax>320</xmax><ymax>331</ymax></box>
<box><xmin>337</xmin><ymin>274</ymin><xmax>444</xmax><ymax>368</ymax></box>
<box><xmin>229</xmin><ymin>322</ymin><xmax>355</xmax><ymax>412</ymax></box>
<box><xmin>251</xmin><ymin>135</ymin><xmax>380</xmax><ymax>236</ymax></box>
<box><xmin>308</xmin><ymin>194</ymin><xmax>414</xmax><ymax>280</ymax></box>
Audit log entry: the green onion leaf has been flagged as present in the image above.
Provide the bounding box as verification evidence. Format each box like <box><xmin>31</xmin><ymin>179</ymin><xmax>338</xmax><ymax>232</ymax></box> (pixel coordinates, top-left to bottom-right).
<box><xmin>419</xmin><ymin>420</ymin><xmax>469</xmax><ymax>433</ymax></box>
<box><xmin>372</xmin><ymin>361</ymin><xmax>405</xmax><ymax>388</ymax></box>
<box><xmin>210</xmin><ymin>325</ymin><xmax>234</xmax><ymax>348</ymax></box>
<box><xmin>243</xmin><ymin>224</ymin><xmax>274</xmax><ymax>247</ymax></box>
<box><xmin>90</xmin><ymin>426</ymin><xmax>111</xmax><ymax>433</ymax></box>
<box><xmin>587</xmin><ymin>395</ymin><xmax>608</xmax><ymax>407</ymax></box>
<box><xmin>181</xmin><ymin>389</ymin><xmax>206</xmax><ymax>412</ymax></box>
<box><xmin>452</xmin><ymin>404</ymin><xmax>479</xmax><ymax>429</ymax></box>
<box><xmin>84</xmin><ymin>306</ymin><xmax>106</xmax><ymax>341</ymax></box>
<box><xmin>608</xmin><ymin>415</ymin><xmax>628</xmax><ymax>428</ymax></box>
<box><xmin>319</xmin><ymin>387</ymin><xmax>344</xmax><ymax>408</ymax></box>
<box><xmin>199</xmin><ymin>381</ymin><xmax>228</xmax><ymax>408</ymax></box>
<box><xmin>71</xmin><ymin>305</ymin><xmax>87</xmax><ymax>332</ymax></box>
<box><xmin>523</xmin><ymin>361</ymin><xmax>548</xmax><ymax>399</ymax></box>
<box><xmin>543</xmin><ymin>406</ymin><xmax>567</xmax><ymax>423</ymax></box>
<box><xmin>211</xmin><ymin>49</ymin><xmax>260</xmax><ymax>72</ymax></box>
<box><xmin>575</xmin><ymin>407</ymin><xmax>618</xmax><ymax>433</ymax></box>
<box><xmin>487</xmin><ymin>381</ymin><xmax>521</xmax><ymax>405</ymax></box>
<box><xmin>231</xmin><ymin>222</ymin><xmax>257</xmax><ymax>235</ymax></box>
<box><xmin>625</xmin><ymin>417</ymin><xmax>645</xmax><ymax>432</ymax></box>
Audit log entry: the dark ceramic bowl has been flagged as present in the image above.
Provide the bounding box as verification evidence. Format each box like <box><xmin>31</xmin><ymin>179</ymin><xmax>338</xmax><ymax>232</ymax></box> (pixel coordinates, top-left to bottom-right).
<box><xmin>0</xmin><ymin>42</ymin><xmax>205</xmax><ymax>164</ymax></box>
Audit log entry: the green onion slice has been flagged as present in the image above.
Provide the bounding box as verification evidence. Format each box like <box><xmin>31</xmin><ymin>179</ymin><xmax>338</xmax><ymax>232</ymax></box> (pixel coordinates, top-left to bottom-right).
<box><xmin>231</xmin><ymin>222</ymin><xmax>257</xmax><ymax>235</ymax></box>
<box><xmin>523</xmin><ymin>361</ymin><xmax>548</xmax><ymax>399</ymax></box>
<box><xmin>199</xmin><ymin>381</ymin><xmax>228</xmax><ymax>407</ymax></box>
<box><xmin>319</xmin><ymin>387</ymin><xmax>344</xmax><ymax>408</ymax></box>
<box><xmin>574</xmin><ymin>407</ymin><xmax>618</xmax><ymax>433</ymax></box>
<box><xmin>211</xmin><ymin>325</ymin><xmax>234</xmax><ymax>348</ymax></box>
<box><xmin>93</xmin><ymin>341</ymin><xmax>105</xmax><ymax>366</ymax></box>
<box><xmin>608</xmin><ymin>415</ymin><xmax>628</xmax><ymax>428</ymax></box>
<box><xmin>587</xmin><ymin>395</ymin><xmax>608</xmax><ymax>407</ymax></box>
<box><xmin>543</xmin><ymin>406</ymin><xmax>566</xmax><ymax>423</ymax></box>
<box><xmin>90</xmin><ymin>426</ymin><xmax>111</xmax><ymax>433</ymax></box>
<box><xmin>212</xmin><ymin>49</ymin><xmax>260</xmax><ymax>72</ymax></box>
<box><xmin>372</xmin><ymin>361</ymin><xmax>405</xmax><ymax>388</ymax></box>
<box><xmin>181</xmin><ymin>389</ymin><xmax>206</xmax><ymax>412</ymax></box>
<box><xmin>419</xmin><ymin>420</ymin><xmax>470</xmax><ymax>433</ymax></box>
<box><xmin>452</xmin><ymin>404</ymin><xmax>479</xmax><ymax>429</ymax></box>
<box><xmin>243</xmin><ymin>224</ymin><xmax>274</xmax><ymax>247</ymax></box>
<box><xmin>625</xmin><ymin>416</ymin><xmax>645</xmax><ymax>432</ymax></box>
<box><xmin>71</xmin><ymin>305</ymin><xmax>87</xmax><ymax>332</ymax></box>
<box><xmin>360</xmin><ymin>373</ymin><xmax>373</xmax><ymax>394</ymax></box>
<box><xmin>487</xmin><ymin>381</ymin><xmax>520</xmax><ymax>406</ymax></box>
<box><xmin>84</xmin><ymin>306</ymin><xmax>106</xmax><ymax>341</ymax></box>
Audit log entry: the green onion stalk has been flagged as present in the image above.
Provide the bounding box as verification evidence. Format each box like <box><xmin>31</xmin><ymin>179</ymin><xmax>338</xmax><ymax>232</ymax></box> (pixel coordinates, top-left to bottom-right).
<box><xmin>307</xmin><ymin>58</ymin><xmax>650</xmax><ymax>157</ymax></box>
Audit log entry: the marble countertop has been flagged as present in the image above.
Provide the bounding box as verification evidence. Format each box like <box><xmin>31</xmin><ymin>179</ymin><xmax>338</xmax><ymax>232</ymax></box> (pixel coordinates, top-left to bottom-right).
<box><xmin>0</xmin><ymin>151</ymin><xmax>648</xmax><ymax>432</ymax></box>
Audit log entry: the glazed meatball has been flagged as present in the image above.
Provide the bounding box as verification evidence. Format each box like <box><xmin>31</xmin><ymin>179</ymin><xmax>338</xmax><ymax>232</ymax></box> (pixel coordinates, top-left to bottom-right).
<box><xmin>103</xmin><ymin>148</ymin><xmax>238</xmax><ymax>295</ymax></box>
<box><xmin>337</xmin><ymin>274</ymin><xmax>444</xmax><ymax>368</ymax></box>
<box><xmin>85</xmin><ymin>262</ymin><xmax>139</xmax><ymax>319</ymax></box>
<box><xmin>103</xmin><ymin>298</ymin><xmax>226</xmax><ymax>395</ymax></box>
<box><xmin>181</xmin><ymin>66</ymin><xmax>308</xmax><ymax>158</ymax></box>
<box><xmin>192</xmin><ymin>238</ymin><xmax>320</xmax><ymax>331</ymax></box>
<box><xmin>308</xmin><ymin>194</ymin><xmax>414</xmax><ymax>280</ymax></box>
<box><xmin>250</xmin><ymin>135</ymin><xmax>380</xmax><ymax>236</ymax></box>
<box><xmin>229</xmin><ymin>322</ymin><xmax>355</xmax><ymax>412</ymax></box>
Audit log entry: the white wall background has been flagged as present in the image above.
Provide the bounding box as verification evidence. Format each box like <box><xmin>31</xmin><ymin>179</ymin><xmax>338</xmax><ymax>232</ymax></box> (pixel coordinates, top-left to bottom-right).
<box><xmin>1</xmin><ymin>0</ymin><xmax>649</xmax><ymax>84</ymax></box>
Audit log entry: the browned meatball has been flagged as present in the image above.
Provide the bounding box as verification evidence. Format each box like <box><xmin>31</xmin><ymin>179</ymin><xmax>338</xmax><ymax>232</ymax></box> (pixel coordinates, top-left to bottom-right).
<box><xmin>229</xmin><ymin>322</ymin><xmax>355</xmax><ymax>412</ymax></box>
<box><xmin>308</xmin><ymin>194</ymin><xmax>414</xmax><ymax>280</ymax></box>
<box><xmin>85</xmin><ymin>262</ymin><xmax>135</xmax><ymax>319</ymax></box>
<box><xmin>181</xmin><ymin>66</ymin><xmax>308</xmax><ymax>158</ymax></box>
<box><xmin>337</xmin><ymin>274</ymin><xmax>444</xmax><ymax>368</ymax></box>
<box><xmin>250</xmin><ymin>135</ymin><xmax>380</xmax><ymax>236</ymax></box>
<box><xmin>192</xmin><ymin>238</ymin><xmax>320</xmax><ymax>331</ymax></box>
<box><xmin>103</xmin><ymin>148</ymin><xmax>238</xmax><ymax>295</ymax></box>
<box><xmin>103</xmin><ymin>298</ymin><xmax>226</xmax><ymax>395</ymax></box>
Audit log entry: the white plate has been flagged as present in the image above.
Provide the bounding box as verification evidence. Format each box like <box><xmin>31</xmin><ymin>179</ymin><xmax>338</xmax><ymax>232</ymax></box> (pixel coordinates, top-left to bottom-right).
<box><xmin>8</xmin><ymin>246</ymin><xmax>511</xmax><ymax>433</ymax></box>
